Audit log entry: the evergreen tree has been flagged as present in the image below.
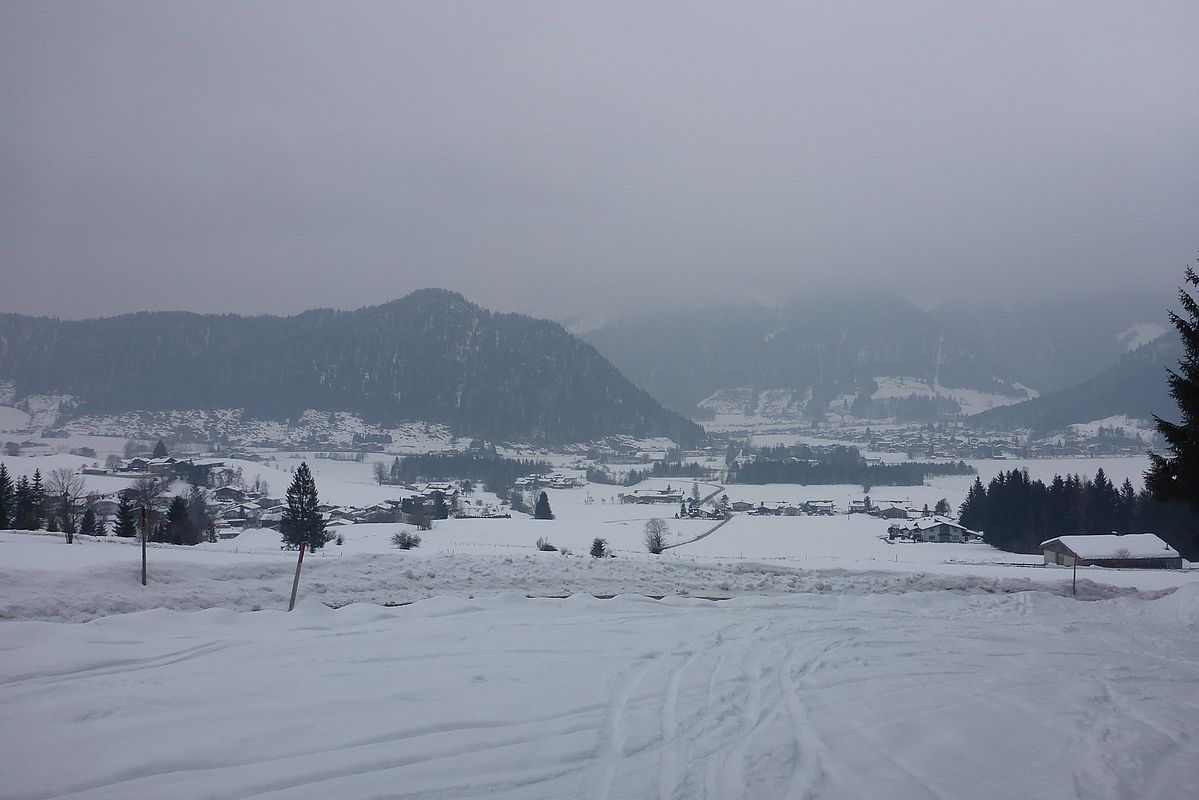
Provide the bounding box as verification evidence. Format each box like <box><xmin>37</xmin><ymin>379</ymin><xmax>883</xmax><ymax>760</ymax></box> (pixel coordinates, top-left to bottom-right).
<box><xmin>407</xmin><ymin>498</ymin><xmax>432</xmax><ymax>531</ymax></box>
<box><xmin>280</xmin><ymin>462</ymin><xmax>327</xmax><ymax>550</ymax></box>
<box><xmin>958</xmin><ymin>477</ymin><xmax>986</xmax><ymax>532</ymax></box>
<box><xmin>153</xmin><ymin>440</ymin><xmax>169</xmax><ymax>458</ymax></box>
<box><xmin>1147</xmin><ymin>263</ymin><xmax>1199</xmax><ymax>514</ymax></box>
<box><xmin>79</xmin><ymin>506</ymin><xmax>98</xmax><ymax>538</ymax></box>
<box><xmin>164</xmin><ymin>494</ymin><xmax>200</xmax><ymax>545</ymax></box>
<box><xmin>533</xmin><ymin>491</ymin><xmax>554</xmax><ymax>520</ymax></box>
<box><xmin>1085</xmin><ymin>468</ymin><xmax>1119</xmax><ymax>532</ymax></box>
<box><xmin>114</xmin><ymin>495</ymin><xmax>139</xmax><ymax>538</ymax></box>
<box><xmin>0</xmin><ymin>463</ymin><xmax>12</xmax><ymax>530</ymax></box>
<box><xmin>94</xmin><ymin>516</ymin><xmax>108</xmax><ymax>537</ymax></box>
<box><xmin>432</xmin><ymin>492</ymin><xmax>449</xmax><ymax>520</ymax></box>
<box><xmin>30</xmin><ymin>469</ymin><xmax>45</xmax><ymax>528</ymax></box>
<box><xmin>187</xmin><ymin>486</ymin><xmax>211</xmax><ymax>536</ymax></box>
<box><xmin>46</xmin><ymin>514</ymin><xmax>59</xmax><ymax>533</ymax></box>
<box><xmin>13</xmin><ymin>476</ymin><xmax>34</xmax><ymax>529</ymax></box>
<box><xmin>590</xmin><ymin>537</ymin><xmax>608</xmax><ymax>558</ymax></box>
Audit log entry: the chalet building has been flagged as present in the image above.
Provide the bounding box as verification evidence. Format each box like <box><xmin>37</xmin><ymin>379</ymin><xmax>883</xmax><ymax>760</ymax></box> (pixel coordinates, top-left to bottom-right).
<box><xmin>212</xmin><ymin>486</ymin><xmax>247</xmax><ymax>503</ymax></box>
<box><xmin>888</xmin><ymin>517</ymin><xmax>980</xmax><ymax>543</ymax></box>
<box><xmin>1041</xmin><ymin>534</ymin><xmax>1182</xmax><ymax>569</ymax></box>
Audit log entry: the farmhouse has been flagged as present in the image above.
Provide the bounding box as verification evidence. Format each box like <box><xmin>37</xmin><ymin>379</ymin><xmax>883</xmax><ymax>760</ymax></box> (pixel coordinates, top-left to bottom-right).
<box><xmin>888</xmin><ymin>517</ymin><xmax>980</xmax><ymax>543</ymax></box>
<box><xmin>1040</xmin><ymin>534</ymin><xmax>1182</xmax><ymax>569</ymax></box>
<box><xmin>622</xmin><ymin>488</ymin><xmax>685</xmax><ymax>504</ymax></box>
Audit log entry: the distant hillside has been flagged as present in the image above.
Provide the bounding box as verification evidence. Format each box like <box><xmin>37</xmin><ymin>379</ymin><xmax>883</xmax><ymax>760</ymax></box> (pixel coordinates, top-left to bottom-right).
<box><xmin>0</xmin><ymin>290</ymin><xmax>704</xmax><ymax>445</ymax></box>
<box><xmin>582</xmin><ymin>290</ymin><xmax>1170</xmax><ymax>422</ymax></box>
<box><xmin>970</xmin><ymin>336</ymin><xmax>1181</xmax><ymax>434</ymax></box>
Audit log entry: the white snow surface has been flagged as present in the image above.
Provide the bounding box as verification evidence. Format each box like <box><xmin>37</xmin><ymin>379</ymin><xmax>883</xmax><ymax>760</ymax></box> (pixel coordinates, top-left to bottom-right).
<box><xmin>0</xmin><ymin>405</ymin><xmax>32</xmax><ymax>432</ymax></box>
<box><xmin>1069</xmin><ymin>414</ymin><xmax>1156</xmax><ymax>441</ymax></box>
<box><xmin>871</xmin><ymin>376</ymin><xmax>1036</xmax><ymax>416</ymax></box>
<box><xmin>3</xmin><ymin>587</ymin><xmax>1198</xmax><ymax>799</ymax></box>
<box><xmin>1118</xmin><ymin>322</ymin><xmax>1168</xmax><ymax>352</ymax></box>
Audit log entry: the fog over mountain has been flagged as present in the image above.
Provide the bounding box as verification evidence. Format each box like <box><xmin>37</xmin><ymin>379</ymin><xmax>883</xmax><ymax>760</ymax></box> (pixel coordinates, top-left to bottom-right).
<box><xmin>582</xmin><ymin>288</ymin><xmax>1176</xmax><ymax>422</ymax></box>
<box><xmin>2</xmin><ymin>2</ymin><xmax>1197</xmax><ymax>320</ymax></box>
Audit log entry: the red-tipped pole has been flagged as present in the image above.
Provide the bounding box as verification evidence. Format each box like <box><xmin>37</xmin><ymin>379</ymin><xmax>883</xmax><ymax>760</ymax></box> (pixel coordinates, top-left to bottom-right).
<box><xmin>288</xmin><ymin>542</ymin><xmax>306</xmax><ymax>611</ymax></box>
<box><xmin>140</xmin><ymin>506</ymin><xmax>148</xmax><ymax>586</ymax></box>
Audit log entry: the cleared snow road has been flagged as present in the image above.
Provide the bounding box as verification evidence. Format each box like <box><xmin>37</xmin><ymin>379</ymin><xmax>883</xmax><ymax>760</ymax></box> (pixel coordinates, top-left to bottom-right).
<box><xmin>3</xmin><ymin>587</ymin><xmax>1197</xmax><ymax>800</ymax></box>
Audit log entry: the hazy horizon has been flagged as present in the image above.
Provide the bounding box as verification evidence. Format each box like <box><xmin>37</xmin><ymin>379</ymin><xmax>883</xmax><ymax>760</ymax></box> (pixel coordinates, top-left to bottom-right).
<box><xmin>3</xmin><ymin>2</ymin><xmax>1197</xmax><ymax>321</ymax></box>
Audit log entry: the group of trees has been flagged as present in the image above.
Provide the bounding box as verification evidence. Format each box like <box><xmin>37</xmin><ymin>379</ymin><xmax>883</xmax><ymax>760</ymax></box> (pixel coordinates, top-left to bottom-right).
<box><xmin>958</xmin><ymin>468</ymin><xmax>1197</xmax><ymax>556</ymax></box>
<box><xmin>730</xmin><ymin>444</ymin><xmax>973</xmax><ymax>486</ymax></box>
<box><xmin>0</xmin><ymin>465</ymin><xmax>44</xmax><ymax>530</ymax></box>
<box><xmin>964</xmin><ymin>261</ymin><xmax>1199</xmax><ymax>559</ymax></box>
<box><xmin>378</xmin><ymin>453</ymin><xmax>551</xmax><ymax>493</ymax></box>
<box><xmin>0</xmin><ymin>466</ymin><xmax>92</xmax><ymax>539</ymax></box>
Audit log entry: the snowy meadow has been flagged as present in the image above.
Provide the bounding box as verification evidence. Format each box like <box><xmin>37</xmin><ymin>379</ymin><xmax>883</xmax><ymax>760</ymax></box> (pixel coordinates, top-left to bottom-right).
<box><xmin>1</xmin><ymin>447</ymin><xmax>1197</xmax><ymax>799</ymax></box>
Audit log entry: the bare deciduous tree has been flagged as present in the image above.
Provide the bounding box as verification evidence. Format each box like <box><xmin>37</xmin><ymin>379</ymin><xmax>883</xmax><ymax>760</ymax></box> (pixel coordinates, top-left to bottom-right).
<box><xmin>644</xmin><ymin>518</ymin><xmax>669</xmax><ymax>554</ymax></box>
<box><xmin>46</xmin><ymin>467</ymin><xmax>86</xmax><ymax>542</ymax></box>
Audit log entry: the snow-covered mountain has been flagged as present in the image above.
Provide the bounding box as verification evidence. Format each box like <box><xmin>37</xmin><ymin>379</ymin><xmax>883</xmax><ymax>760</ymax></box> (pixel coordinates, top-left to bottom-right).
<box><xmin>0</xmin><ymin>290</ymin><xmax>704</xmax><ymax>445</ymax></box>
<box><xmin>583</xmin><ymin>290</ymin><xmax>1171</xmax><ymax>423</ymax></box>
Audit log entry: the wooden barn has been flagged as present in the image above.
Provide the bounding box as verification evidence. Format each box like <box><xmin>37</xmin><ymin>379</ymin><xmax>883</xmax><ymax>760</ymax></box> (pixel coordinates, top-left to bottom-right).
<box><xmin>1040</xmin><ymin>534</ymin><xmax>1182</xmax><ymax>569</ymax></box>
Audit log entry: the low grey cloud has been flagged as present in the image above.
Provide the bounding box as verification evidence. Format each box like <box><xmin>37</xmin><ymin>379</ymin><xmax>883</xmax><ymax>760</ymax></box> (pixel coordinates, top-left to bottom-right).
<box><xmin>2</xmin><ymin>1</ymin><xmax>1197</xmax><ymax>320</ymax></box>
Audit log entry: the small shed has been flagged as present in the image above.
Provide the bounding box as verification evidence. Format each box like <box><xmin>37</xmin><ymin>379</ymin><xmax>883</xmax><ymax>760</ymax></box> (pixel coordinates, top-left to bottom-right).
<box><xmin>1040</xmin><ymin>534</ymin><xmax>1182</xmax><ymax>569</ymax></box>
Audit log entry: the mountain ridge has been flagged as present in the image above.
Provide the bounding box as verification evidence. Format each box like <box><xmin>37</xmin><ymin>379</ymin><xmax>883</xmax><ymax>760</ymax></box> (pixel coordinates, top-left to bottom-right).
<box><xmin>0</xmin><ymin>290</ymin><xmax>704</xmax><ymax>445</ymax></box>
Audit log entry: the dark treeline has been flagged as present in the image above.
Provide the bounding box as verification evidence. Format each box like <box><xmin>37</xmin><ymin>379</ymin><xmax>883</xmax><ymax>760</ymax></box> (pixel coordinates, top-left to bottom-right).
<box><xmin>390</xmin><ymin>453</ymin><xmax>551</xmax><ymax>493</ymax></box>
<box><xmin>729</xmin><ymin>444</ymin><xmax>973</xmax><ymax>486</ymax></box>
<box><xmin>959</xmin><ymin>468</ymin><xmax>1199</xmax><ymax>559</ymax></box>
<box><xmin>649</xmin><ymin>460</ymin><xmax>705</xmax><ymax>478</ymax></box>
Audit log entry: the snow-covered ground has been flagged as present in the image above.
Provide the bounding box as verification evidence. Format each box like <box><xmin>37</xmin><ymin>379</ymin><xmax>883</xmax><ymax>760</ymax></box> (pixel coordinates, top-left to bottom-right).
<box><xmin>3</xmin><ymin>587</ymin><xmax>1197</xmax><ymax>800</ymax></box>
<box><xmin>2</xmin><ymin>452</ymin><xmax>1197</xmax><ymax>799</ymax></box>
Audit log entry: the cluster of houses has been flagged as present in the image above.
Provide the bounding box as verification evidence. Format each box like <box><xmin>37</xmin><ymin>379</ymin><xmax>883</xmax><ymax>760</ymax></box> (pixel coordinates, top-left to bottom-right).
<box><xmin>735</xmin><ymin>499</ymin><xmax>838</xmax><ymax>516</ymax></box>
<box><xmin>790</xmin><ymin>421</ymin><xmax>1153</xmax><ymax>460</ymax></box>
<box><xmin>513</xmin><ymin>473</ymin><xmax>583</xmax><ymax>490</ymax></box>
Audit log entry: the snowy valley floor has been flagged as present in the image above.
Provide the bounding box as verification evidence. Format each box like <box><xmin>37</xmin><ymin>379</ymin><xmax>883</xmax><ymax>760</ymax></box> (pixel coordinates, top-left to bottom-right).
<box><xmin>2</xmin><ymin>518</ymin><xmax>1198</xmax><ymax>799</ymax></box>
<box><xmin>3</xmin><ymin>587</ymin><xmax>1199</xmax><ymax>800</ymax></box>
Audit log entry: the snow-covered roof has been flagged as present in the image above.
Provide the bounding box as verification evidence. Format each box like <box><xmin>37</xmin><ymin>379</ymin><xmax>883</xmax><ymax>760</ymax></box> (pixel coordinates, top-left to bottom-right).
<box><xmin>911</xmin><ymin>516</ymin><xmax>967</xmax><ymax>531</ymax></box>
<box><xmin>1040</xmin><ymin>534</ymin><xmax>1179</xmax><ymax>560</ymax></box>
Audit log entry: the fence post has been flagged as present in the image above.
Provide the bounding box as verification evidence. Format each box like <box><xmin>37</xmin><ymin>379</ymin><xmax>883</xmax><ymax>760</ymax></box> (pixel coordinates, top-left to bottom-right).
<box><xmin>288</xmin><ymin>542</ymin><xmax>307</xmax><ymax>611</ymax></box>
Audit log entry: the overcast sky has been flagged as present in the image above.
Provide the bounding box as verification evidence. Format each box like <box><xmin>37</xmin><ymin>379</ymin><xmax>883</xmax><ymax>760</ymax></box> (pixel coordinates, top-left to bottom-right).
<box><xmin>2</xmin><ymin>1</ymin><xmax>1197</xmax><ymax>321</ymax></box>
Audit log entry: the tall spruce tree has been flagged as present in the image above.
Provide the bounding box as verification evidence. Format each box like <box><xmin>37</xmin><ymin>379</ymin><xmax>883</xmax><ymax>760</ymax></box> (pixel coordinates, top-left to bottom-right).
<box><xmin>1147</xmin><ymin>263</ymin><xmax>1199</xmax><ymax>511</ymax></box>
<box><xmin>14</xmin><ymin>476</ymin><xmax>33</xmax><ymax>529</ymax></box>
<box><xmin>30</xmin><ymin>469</ymin><xmax>45</xmax><ymax>529</ymax></box>
<box><xmin>0</xmin><ymin>463</ymin><xmax>12</xmax><ymax>530</ymax></box>
<box><xmin>533</xmin><ymin>491</ymin><xmax>554</xmax><ymax>520</ymax></box>
<box><xmin>114</xmin><ymin>495</ymin><xmax>139</xmax><ymax>538</ymax></box>
<box><xmin>280</xmin><ymin>462</ymin><xmax>327</xmax><ymax>550</ymax></box>
<box><xmin>164</xmin><ymin>495</ymin><xmax>200</xmax><ymax>545</ymax></box>
<box><xmin>79</xmin><ymin>506</ymin><xmax>98</xmax><ymax>538</ymax></box>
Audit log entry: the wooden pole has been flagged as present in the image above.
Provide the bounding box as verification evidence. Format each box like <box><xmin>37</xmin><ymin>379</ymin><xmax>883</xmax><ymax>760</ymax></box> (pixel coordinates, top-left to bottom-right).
<box><xmin>1072</xmin><ymin>560</ymin><xmax>1077</xmax><ymax>596</ymax></box>
<box><xmin>288</xmin><ymin>542</ymin><xmax>306</xmax><ymax>611</ymax></box>
<box><xmin>140</xmin><ymin>506</ymin><xmax>147</xmax><ymax>586</ymax></box>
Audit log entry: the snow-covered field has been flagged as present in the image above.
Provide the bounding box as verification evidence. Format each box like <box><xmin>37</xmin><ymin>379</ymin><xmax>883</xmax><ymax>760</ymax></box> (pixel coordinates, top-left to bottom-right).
<box><xmin>2</xmin><ymin>453</ymin><xmax>1197</xmax><ymax>799</ymax></box>
<box><xmin>3</xmin><ymin>587</ymin><xmax>1197</xmax><ymax>800</ymax></box>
